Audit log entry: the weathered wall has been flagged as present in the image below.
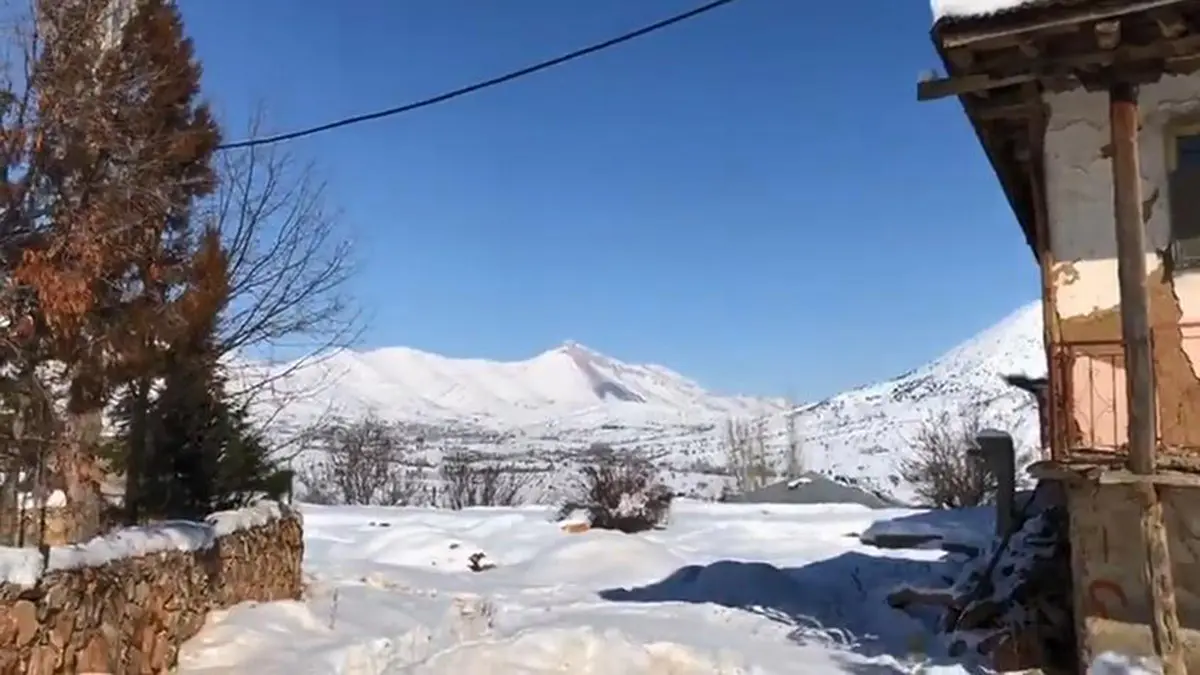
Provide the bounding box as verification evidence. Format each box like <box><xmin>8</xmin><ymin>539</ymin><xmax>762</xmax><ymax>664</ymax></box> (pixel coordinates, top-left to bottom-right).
<box><xmin>1066</xmin><ymin>482</ymin><xmax>1200</xmax><ymax>669</ymax></box>
<box><xmin>1044</xmin><ymin>76</ymin><xmax>1200</xmax><ymax>453</ymax></box>
<box><xmin>0</xmin><ymin>502</ymin><xmax>303</xmax><ymax>674</ymax></box>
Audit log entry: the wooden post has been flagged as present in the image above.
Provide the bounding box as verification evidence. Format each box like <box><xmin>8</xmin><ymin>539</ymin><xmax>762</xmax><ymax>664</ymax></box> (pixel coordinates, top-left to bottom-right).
<box><xmin>1109</xmin><ymin>81</ymin><xmax>1187</xmax><ymax>675</ymax></box>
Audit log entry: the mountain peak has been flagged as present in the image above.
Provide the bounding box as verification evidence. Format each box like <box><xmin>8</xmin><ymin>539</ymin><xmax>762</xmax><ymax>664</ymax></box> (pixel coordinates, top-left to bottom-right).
<box><xmin>554</xmin><ymin>339</ymin><xmax>595</xmax><ymax>357</ymax></box>
<box><xmin>259</xmin><ymin>334</ymin><xmax>770</xmax><ymax>428</ymax></box>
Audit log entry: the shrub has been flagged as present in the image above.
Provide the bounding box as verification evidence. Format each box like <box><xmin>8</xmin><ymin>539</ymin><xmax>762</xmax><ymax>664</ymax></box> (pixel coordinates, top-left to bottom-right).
<box><xmin>297</xmin><ymin>415</ymin><xmax>425</xmax><ymax>506</ymax></box>
<box><xmin>557</xmin><ymin>449</ymin><xmax>673</xmax><ymax>533</ymax></box>
<box><xmin>899</xmin><ymin>410</ymin><xmax>997</xmax><ymax>509</ymax></box>
<box><xmin>438</xmin><ymin>450</ymin><xmax>531</xmax><ymax>509</ymax></box>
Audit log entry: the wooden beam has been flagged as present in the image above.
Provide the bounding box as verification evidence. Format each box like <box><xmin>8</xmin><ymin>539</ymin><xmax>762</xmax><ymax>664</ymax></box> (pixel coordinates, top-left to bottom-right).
<box><xmin>919</xmin><ymin>32</ymin><xmax>1200</xmax><ymax>101</ymax></box>
<box><xmin>1109</xmin><ymin>81</ymin><xmax>1187</xmax><ymax>675</ymax></box>
<box><xmin>975</xmin><ymin>101</ymin><xmax>1044</xmax><ymax>120</ymax></box>
<box><xmin>1166</xmin><ymin>53</ymin><xmax>1200</xmax><ymax>72</ymax></box>
<box><xmin>1095</xmin><ymin>19</ymin><xmax>1122</xmax><ymax>49</ymax></box>
<box><xmin>1111</xmin><ymin>81</ymin><xmax>1157</xmax><ymax>489</ymax></box>
<box><xmin>1099</xmin><ymin>469</ymin><xmax>1200</xmax><ymax>486</ymax></box>
<box><xmin>919</xmin><ymin>72</ymin><xmax>1038</xmax><ymax>101</ymax></box>
<box><xmin>1151</xmin><ymin>8</ymin><xmax>1189</xmax><ymax>38</ymax></box>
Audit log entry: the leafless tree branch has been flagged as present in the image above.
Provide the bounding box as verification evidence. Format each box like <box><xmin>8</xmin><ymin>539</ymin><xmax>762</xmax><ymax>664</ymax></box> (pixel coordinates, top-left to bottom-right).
<box><xmin>207</xmin><ymin>109</ymin><xmax>361</xmax><ymax>411</ymax></box>
<box><xmin>899</xmin><ymin>410</ymin><xmax>999</xmax><ymax>509</ymax></box>
<box><xmin>297</xmin><ymin>415</ymin><xmax>425</xmax><ymax>506</ymax></box>
<box><xmin>723</xmin><ymin>417</ymin><xmax>773</xmax><ymax>495</ymax></box>
<box><xmin>438</xmin><ymin>450</ymin><xmax>532</xmax><ymax>509</ymax></box>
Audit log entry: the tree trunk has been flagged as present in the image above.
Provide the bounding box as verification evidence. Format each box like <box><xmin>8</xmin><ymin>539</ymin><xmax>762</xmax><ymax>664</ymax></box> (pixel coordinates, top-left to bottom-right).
<box><xmin>0</xmin><ymin>465</ymin><xmax>18</xmax><ymax>546</ymax></box>
<box><xmin>123</xmin><ymin>377</ymin><xmax>150</xmax><ymax>525</ymax></box>
<box><xmin>58</xmin><ymin>408</ymin><xmax>106</xmax><ymax>543</ymax></box>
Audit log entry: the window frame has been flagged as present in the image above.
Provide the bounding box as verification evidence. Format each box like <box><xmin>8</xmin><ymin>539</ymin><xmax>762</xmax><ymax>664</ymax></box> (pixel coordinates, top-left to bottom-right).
<box><xmin>1163</xmin><ymin>117</ymin><xmax>1200</xmax><ymax>272</ymax></box>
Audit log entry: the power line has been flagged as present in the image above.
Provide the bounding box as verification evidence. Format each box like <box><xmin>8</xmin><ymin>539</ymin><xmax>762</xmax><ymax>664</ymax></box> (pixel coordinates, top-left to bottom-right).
<box><xmin>216</xmin><ymin>0</ymin><xmax>742</xmax><ymax>150</ymax></box>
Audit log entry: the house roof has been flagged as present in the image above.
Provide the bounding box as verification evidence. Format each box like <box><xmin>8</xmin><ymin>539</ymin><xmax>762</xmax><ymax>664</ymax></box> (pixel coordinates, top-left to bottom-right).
<box><xmin>922</xmin><ymin>0</ymin><xmax>1200</xmax><ymax>260</ymax></box>
<box><xmin>932</xmin><ymin>0</ymin><xmax>1047</xmax><ymax>22</ymax></box>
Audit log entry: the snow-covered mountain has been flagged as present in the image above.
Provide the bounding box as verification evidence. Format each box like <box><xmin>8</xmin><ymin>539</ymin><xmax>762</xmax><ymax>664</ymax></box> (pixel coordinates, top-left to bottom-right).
<box><xmin>257</xmin><ymin>339</ymin><xmax>781</xmax><ymax>431</ymax></box>
<box><xmin>253</xmin><ymin>301</ymin><xmax>1046</xmax><ymax>503</ymax></box>
<box><xmin>785</xmin><ymin>301</ymin><xmax>1046</xmax><ymax>499</ymax></box>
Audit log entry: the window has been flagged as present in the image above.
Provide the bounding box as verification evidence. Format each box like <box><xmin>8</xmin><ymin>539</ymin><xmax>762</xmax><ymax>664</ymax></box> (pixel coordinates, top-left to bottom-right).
<box><xmin>1168</xmin><ymin>131</ymin><xmax>1200</xmax><ymax>270</ymax></box>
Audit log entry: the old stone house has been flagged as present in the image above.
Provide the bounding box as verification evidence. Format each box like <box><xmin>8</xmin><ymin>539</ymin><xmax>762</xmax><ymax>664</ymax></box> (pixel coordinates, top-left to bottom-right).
<box><xmin>922</xmin><ymin>0</ymin><xmax>1200</xmax><ymax>671</ymax></box>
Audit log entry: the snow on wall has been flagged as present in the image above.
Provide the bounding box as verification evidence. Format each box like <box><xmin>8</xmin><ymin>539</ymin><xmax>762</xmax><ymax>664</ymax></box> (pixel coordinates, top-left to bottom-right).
<box><xmin>1044</xmin><ymin>74</ymin><xmax>1200</xmax><ymax>451</ymax></box>
<box><xmin>0</xmin><ymin>500</ymin><xmax>294</xmax><ymax>587</ymax></box>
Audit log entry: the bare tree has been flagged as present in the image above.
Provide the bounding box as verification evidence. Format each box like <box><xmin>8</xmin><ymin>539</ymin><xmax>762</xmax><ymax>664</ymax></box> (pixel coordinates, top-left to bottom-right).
<box><xmin>207</xmin><ymin>111</ymin><xmax>360</xmax><ymax>422</ymax></box>
<box><xmin>438</xmin><ymin>450</ymin><xmax>531</xmax><ymax>509</ymax></box>
<box><xmin>899</xmin><ymin>410</ymin><xmax>1000</xmax><ymax>509</ymax></box>
<box><xmin>723</xmin><ymin>417</ymin><xmax>773</xmax><ymax>495</ymax></box>
<box><xmin>783</xmin><ymin>400</ymin><xmax>804</xmax><ymax>477</ymax></box>
<box><xmin>298</xmin><ymin>415</ymin><xmax>424</xmax><ymax>506</ymax></box>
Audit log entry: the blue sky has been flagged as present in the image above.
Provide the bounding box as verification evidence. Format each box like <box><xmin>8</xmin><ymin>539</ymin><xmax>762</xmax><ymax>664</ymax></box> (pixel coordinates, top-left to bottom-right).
<box><xmin>179</xmin><ymin>0</ymin><xmax>1039</xmax><ymax>401</ymax></box>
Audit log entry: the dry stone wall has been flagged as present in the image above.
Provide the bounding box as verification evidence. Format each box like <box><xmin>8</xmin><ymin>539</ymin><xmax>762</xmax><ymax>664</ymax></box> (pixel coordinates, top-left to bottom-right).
<box><xmin>0</xmin><ymin>501</ymin><xmax>303</xmax><ymax>674</ymax></box>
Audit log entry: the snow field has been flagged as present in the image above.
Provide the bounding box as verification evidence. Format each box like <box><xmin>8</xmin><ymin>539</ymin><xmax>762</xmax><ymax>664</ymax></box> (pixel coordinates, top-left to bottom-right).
<box><xmin>176</xmin><ymin>500</ymin><xmax>983</xmax><ymax>674</ymax></box>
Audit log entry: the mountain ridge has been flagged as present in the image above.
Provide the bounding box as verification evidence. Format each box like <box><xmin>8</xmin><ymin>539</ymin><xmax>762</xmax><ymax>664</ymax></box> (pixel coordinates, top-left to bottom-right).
<box><xmin>258</xmin><ymin>337</ymin><xmax>784</xmax><ymax>432</ymax></box>
<box><xmin>257</xmin><ymin>300</ymin><xmax>1047</xmax><ymax>503</ymax></box>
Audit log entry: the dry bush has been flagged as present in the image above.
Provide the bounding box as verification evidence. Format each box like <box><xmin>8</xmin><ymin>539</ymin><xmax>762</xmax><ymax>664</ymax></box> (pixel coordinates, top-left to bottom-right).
<box><xmin>298</xmin><ymin>415</ymin><xmax>424</xmax><ymax>506</ymax></box>
<box><xmin>899</xmin><ymin>410</ymin><xmax>999</xmax><ymax>509</ymax></box>
<box><xmin>438</xmin><ymin>450</ymin><xmax>531</xmax><ymax>509</ymax></box>
<box><xmin>557</xmin><ymin>449</ymin><xmax>673</xmax><ymax>534</ymax></box>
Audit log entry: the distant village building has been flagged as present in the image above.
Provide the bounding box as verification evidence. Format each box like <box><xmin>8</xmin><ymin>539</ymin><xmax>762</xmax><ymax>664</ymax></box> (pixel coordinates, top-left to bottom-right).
<box><xmin>727</xmin><ymin>471</ymin><xmax>905</xmax><ymax>509</ymax></box>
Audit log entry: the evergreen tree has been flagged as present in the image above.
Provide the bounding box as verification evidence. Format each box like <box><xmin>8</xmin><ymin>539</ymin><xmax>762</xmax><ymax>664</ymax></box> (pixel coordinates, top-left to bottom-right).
<box><xmin>16</xmin><ymin>0</ymin><xmax>221</xmax><ymax>537</ymax></box>
<box><xmin>139</xmin><ymin>228</ymin><xmax>287</xmax><ymax>520</ymax></box>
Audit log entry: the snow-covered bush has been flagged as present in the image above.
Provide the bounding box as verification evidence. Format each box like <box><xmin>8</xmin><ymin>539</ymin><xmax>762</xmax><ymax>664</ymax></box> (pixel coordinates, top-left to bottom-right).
<box><xmin>557</xmin><ymin>449</ymin><xmax>672</xmax><ymax>533</ymax></box>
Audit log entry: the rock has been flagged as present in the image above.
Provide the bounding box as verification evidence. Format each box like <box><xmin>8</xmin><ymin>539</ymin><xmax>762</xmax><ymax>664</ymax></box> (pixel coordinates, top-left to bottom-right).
<box><xmin>990</xmin><ymin>630</ymin><xmax>1044</xmax><ymax>672</ymax></box>
<box><xmin>561</xmin><ymin>522</ymin><xmax>590</xmax><ymax>534</ymax></box>
<box><xmin>77</xmin><ymin>633</ymin><xmax>110</xmax><ymax>673</ymax></box>
<box><xmin>933</xmin><ymin>495</ymin><xmax>1074</xmax><ymax>674</ymax></box>
<box><xmin>26</xmin><ymin>645</ymin><xmax>56</xmax><ymax>675</ymax></box>
<box><xmin>12</xmin><ymin>600</ymin><xmax>38</xmax><ymax>647</ymax></box>
<box><xmin>467</xmin><ymin>552</ymin><xmax>495</xmax><ymax>573</ymax></box>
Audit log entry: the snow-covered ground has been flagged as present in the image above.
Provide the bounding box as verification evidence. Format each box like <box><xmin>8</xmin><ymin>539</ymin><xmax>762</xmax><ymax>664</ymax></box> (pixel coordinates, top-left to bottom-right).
<box><xmin>176</xmin><ymin>500</ymin><xmax>991</xmax><ymax>674</ymax></box>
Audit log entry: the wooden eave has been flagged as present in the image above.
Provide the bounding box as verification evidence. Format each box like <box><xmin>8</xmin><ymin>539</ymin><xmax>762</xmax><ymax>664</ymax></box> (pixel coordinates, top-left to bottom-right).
<box><xmin>920</xmin><ymin>0</ymin><xmax>1200</xmax><ymax>260</ymax></box>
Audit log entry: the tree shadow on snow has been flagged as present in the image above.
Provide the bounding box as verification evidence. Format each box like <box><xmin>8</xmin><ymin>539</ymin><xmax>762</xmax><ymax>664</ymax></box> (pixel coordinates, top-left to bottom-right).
<box><xmin>599</xmin><ymin>552</ymin><xmax>980</xmax><ymax>673</ymax></box>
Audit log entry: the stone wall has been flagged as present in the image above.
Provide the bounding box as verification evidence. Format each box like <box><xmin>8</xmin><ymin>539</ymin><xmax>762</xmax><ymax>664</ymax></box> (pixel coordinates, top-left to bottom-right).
<box><xmin>0</xmin><ymin>502</ymin><xmax>303</xmax><ymax>674</ymax></box>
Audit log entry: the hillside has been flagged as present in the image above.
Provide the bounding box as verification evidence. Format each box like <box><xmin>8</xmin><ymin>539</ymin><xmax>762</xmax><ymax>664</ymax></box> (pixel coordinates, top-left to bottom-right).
<box><xmin>785</xmin><ymin>301</ymin><xmax>1045</xmax><ymax>499</ymax></box>
<box><xmin>252</xmin><ymin>302</ymin><xmax>1047</xmax><ymax>503</ymax></box>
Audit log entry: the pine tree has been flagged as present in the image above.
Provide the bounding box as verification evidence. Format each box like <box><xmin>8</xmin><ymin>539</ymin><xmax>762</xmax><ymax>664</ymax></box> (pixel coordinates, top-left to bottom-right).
<box><xmin>15</xmin><ymin>0</ymin><xmax>221</xmax><ymax>537</ymax></box>
<box><xmin>139</xmin><ymin>229</ymin><xmax>285</xmax><ymax>520</ymax></box>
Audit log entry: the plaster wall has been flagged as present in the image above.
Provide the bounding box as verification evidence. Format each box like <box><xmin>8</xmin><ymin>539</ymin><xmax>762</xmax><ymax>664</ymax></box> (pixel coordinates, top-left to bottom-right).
<box><xmin>1065</xmin><ymin>482</ymin><xmax>1200</xmax><ymax>670</ymax></box>
<box><xmin>1044</xmin><ymin>75</ymin><xmax>1200</xmax><ymax>453</ymax></box>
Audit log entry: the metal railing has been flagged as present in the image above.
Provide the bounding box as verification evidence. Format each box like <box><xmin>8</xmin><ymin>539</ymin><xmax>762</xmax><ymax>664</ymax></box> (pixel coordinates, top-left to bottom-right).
<box><xmin>1050</xmin><ymin>325</ymin><xmax>1200</xmax><ymax>459</ymax></box>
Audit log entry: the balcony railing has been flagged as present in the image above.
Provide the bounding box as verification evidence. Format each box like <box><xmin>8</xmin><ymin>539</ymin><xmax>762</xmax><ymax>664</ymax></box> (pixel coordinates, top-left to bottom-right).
<box><xmin>1050</xmin><ymin>325</ymin><xmax>1200</xmax><ymax>460</ymax></box>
